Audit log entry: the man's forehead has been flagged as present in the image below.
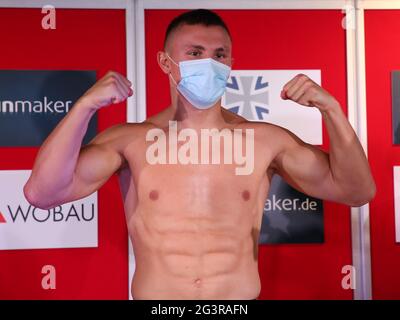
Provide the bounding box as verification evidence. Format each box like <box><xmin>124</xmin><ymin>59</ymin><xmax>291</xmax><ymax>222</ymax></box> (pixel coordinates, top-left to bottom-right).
<box><xmin>169</xmin><ymin>24</ymin><xmax>231</xmax><ymax>48</ymax></box>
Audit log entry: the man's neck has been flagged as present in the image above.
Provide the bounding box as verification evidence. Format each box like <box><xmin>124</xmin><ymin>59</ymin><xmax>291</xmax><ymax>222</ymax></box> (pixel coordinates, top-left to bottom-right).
<box><xmin>167</xmin><ymin>95</ymin><xmax>226</xmax><ymax>130</ymax></box>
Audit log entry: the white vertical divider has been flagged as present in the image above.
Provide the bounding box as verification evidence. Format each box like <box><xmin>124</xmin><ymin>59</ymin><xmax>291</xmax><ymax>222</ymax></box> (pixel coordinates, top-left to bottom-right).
<box><xmin>346</xmin><ymin>0</ymin><xmax>372</xmax><ymax>300</ymax></box>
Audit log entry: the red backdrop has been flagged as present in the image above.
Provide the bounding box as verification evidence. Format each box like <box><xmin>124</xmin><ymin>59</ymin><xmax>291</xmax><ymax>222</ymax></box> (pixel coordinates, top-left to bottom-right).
<box><xmin>0</xmin><ymin>8</ymin><xmax>128</xmax><ymax>299</ymax></box>
<box><xmin>145</xmin><ymin>9</ymin><xmax>352</xmax><ymax>299</ymax></box>
<box><xmin>365</xmin><ymin>10</ymin><xmax>400</xmax><ymax>299</ymax></box>
<box><xmin>5</xmin><ymin>7</ymin><xmax>391</xmax><ymax>301</ymax></box>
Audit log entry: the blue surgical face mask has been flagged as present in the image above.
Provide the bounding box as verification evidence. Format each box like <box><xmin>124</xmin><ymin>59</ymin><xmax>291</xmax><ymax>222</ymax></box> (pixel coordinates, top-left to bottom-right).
<box><xmin>166</xmin><ymin>53</ymin><xmax>231</xmax><ymax>109</ymax></box>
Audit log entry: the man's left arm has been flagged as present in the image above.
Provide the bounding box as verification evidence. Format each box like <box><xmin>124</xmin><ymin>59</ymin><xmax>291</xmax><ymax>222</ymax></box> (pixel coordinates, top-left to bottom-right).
<box><xmin>270</xmin><ymin>74</ymin><xmax>376</xmax><ymax>207</ymax></box>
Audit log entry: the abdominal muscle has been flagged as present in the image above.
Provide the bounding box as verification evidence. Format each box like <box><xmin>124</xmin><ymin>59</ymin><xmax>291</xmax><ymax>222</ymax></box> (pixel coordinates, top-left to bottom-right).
<box><xmin>127</xmin><ymin>203</ymin><xmax>262</xmax><ymax>300</ymax></box>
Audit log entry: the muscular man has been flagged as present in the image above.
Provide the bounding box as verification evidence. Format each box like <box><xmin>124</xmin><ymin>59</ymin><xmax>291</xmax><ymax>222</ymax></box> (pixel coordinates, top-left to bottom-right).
<box><xmin>23</xmin><ymin>9</ymin><xmax>376</xmax><ymax>300</ymax></box>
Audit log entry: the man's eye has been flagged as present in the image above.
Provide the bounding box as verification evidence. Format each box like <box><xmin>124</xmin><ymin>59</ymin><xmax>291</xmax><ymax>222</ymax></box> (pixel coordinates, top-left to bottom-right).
<box><xmin>188</xmin><ymin>51</ymin><xmax>201</xmax><ymax>56</ymax></box>
<box><xmin>216</xmin><ymin>54</ymin><xmax>226</xmax><ymax>59</ymax></box>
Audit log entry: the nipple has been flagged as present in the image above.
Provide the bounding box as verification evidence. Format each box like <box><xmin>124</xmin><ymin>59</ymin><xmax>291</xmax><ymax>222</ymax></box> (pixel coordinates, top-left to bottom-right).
<box><xmin>242</xmin><ymin>190</ymin><xmax>250</xmax><ymax>201</ymax></box>
<box><xmin>149</xmin><ymin>190</ymin><xmax>159</xmax><ymax>201</ymax></box>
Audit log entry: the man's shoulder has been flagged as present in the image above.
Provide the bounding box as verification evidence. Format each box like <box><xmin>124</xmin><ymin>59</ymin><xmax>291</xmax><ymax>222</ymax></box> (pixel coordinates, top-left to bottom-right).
<box><xmin>236</xmin><ymin>121</ymin><xmax>305</xmax><ymax>156</ymax></box>
<box><xmin>235</xmin><ymin>120</ymin><xmax>290</xmax><ymax>137</ymax></box>
<box><xmin>88</xmin><ymin>121</ymin><xmax>155</xmax><ymax>147</ymax></box>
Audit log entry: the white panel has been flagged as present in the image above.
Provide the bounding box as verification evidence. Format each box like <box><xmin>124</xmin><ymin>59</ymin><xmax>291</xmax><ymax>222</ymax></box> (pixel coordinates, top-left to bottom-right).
<box><xmin>394</xmin><ymin>167</ymin><xmax>400</xmax><ymax>243</ymax></box>
<box><xmin>360</xmin><ymin>0</ymin><xmax>400</xmax><ymax>9</ymax></box>
<box><xmin>222</xmin><ymin>70</ymin><xmax>322</xmax><ymax>145</ymax></box>
<box><xmin>0</xmin><ymin>170</ymin><xmax>98</xmax><ymax>250</ymax></box>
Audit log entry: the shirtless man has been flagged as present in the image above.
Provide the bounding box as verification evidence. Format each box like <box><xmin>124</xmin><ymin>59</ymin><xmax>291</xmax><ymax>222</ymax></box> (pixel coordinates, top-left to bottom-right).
<box><xmin>23</xmin><ymin>9</ymin><xmax>376</xmax><ymax>300</ymax></box>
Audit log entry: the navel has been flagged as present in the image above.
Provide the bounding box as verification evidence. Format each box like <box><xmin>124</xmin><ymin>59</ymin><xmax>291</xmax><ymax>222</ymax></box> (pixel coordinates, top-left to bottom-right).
<box><xmin>242</xmin><ymin>190</ymin><xmax>250</xmax><ymax>201</ymax></box>
<box><xmin>149</xmin><ymin>190</ymin><xmax>159</xmax><ymax>201</ymax></box>
<box><xmin>194</xmin><ymin>278</ymin><xmax>202</xmax><ymax>287</ymax></box>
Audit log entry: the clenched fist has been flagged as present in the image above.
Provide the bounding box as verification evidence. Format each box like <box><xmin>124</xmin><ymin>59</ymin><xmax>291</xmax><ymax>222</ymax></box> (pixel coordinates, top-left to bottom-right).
<box><xmin>281</xmin><ymin>74</ymin><xmax>339</xmax><ymax>111</ymax></box>
<box><xmin>78</xmin><ymin>71</ymin><xmax>133</xmax><ymax>111</ymax></box>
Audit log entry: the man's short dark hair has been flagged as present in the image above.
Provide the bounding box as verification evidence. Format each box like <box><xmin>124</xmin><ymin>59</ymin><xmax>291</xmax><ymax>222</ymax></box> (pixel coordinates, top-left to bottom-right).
<box><xmin>164</xmin><ymin>9</ymin><xmax>231</xmax><ymax>49</ymax></box>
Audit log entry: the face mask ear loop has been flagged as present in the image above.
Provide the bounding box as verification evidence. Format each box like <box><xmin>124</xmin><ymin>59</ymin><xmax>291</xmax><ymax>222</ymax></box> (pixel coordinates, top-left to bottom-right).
<box><xmin>165</xmin><ymin>52</ymin><xmax>179</xmax><ymax>88</ymax></box>
<box><xmin>169</xmin><ymin>72</ymin><xmax>178</xmax><ymax>87</ymax></box>
<box><xmin>165</xmin><ymin>52</ymin><xmax>179</xmax><ymax>66</ymax></box>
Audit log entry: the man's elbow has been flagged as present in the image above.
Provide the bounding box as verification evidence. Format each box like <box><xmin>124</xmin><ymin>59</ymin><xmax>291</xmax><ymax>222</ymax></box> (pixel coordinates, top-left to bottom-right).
<box><xmin>23</xmin><ymin>183</ymin><xmax>54</xmax><ymax>210</ymax></box>
<box><xmin>344</xmin><ymin>182</ymin><xmax>377</xmax><ymax>207</ymax></box>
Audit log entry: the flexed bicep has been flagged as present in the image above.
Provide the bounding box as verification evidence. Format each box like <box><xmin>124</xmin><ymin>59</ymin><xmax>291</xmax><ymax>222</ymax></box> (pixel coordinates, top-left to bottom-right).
<box><xmin>270</xmin><ymin>126</ymin><xmax>344</xmax><ymax>203</ymax></box>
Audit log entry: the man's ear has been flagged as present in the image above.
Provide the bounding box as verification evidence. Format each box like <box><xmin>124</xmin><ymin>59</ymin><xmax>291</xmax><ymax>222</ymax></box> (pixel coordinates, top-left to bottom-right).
<box><xmin>157</xmin><ymin>51</ymin><xmax>170</xmax><ymax>74</ymax></box>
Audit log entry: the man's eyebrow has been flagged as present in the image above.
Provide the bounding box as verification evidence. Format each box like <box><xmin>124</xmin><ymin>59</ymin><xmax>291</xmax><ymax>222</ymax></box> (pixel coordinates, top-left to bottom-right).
<box><xmin>183</xmin><ymin>45</ymin><xmax>230</xmax><ymax>52</ymax></box>
<box><xmin>184</xmin><ymin>44</ymin><xmax>206</xmax><ymax>50</ymax></box>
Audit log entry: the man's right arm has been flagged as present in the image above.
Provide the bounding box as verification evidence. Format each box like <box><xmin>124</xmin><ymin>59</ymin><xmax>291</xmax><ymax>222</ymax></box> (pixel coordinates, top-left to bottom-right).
<box><xmin>23</xmin><ymin>71</ymin><xmax>133</xmax><ymax>209</ymax></box>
